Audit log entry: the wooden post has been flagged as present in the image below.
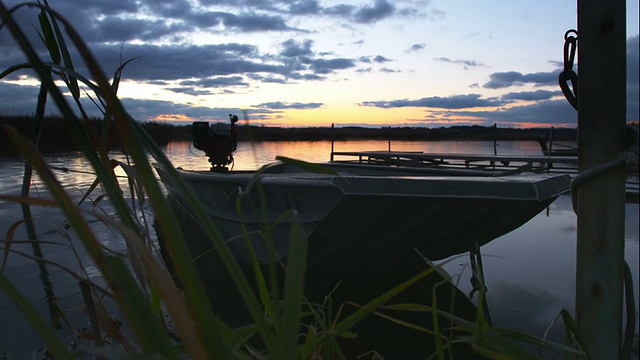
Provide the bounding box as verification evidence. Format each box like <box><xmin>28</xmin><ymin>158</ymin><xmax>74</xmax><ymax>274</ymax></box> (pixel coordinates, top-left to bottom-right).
<box><xmin>330</xmin><ymin>123</ymin><xmax>335</xmax><ymax>162</ymax></box>
<box><xmin>576</xmin><ymin>1</ymin><xmax>627</xmax><ymax>358</ymax></box>
<box><xmin>493</xmin><ymin>123</ymin><xmax>497</xmax><ymax>155</ymax></box>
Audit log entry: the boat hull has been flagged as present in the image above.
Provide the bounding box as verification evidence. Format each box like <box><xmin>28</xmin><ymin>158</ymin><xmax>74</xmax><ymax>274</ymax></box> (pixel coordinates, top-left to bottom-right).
<box><xmin>155</xmin><ymin>162</ymin><xmax>570</xmax><ymax>267</ymax></box>
<box><xmin>154</xmin><ymin>162</ymin><xmax>570</xmax><ymax>354</ymax></box>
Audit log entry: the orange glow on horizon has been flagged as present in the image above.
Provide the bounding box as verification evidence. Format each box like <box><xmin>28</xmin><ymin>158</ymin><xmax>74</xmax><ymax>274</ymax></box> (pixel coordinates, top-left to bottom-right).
<box><xmin>151</xmin><ymin>113</ymin><xmax>195</xmax><ymax>122</ymax></box>
<box><xmin>145</xmin><ymin>109</ymin><xmax>579</xmax><ymax>129</ymax></box>
<box><xmin>257</xmin><ymin>106</ymin><xmax>431</xmax><ymax>127</ymax></box>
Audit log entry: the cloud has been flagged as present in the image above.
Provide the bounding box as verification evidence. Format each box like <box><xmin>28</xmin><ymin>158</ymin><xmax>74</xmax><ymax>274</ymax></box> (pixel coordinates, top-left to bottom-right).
<box><xmin>428</xmin><ymin>9</ymin><xmax>446</xmax><ymax>21</ymax></box>
<box><xmin>254</xmin><ymin>101</ymin><xmax>323</xmax><ymax>110</ymax></box>
<box><xmin>476</xmin><ymin>35</ymin><xmax>637</xmax><ymax>120</ymax></box>
<box><xmin>213</xmin><ymin>12</ymin><xmax>295</xmax><ymax>32</ymax></box>
<box><xmin>0</xmin><ymin>0</ymin><xmax>420</xmax><ymax>85</ymax></box>
<box><xmin>407</xmin><ymin>43</ymin><xmax>426</xmax><ymax>53</ymax></box>
<box><xmin>280</xmin><ymin>39</ymin><xmax>314</xmax><ymax>58</ymax></box>
<box><xmin>322</xmin><ymin>4</ymin><xmax>356</xmax><ymax>17</ymax></box>
<box><xmin>120</xmin><ymin>97</ymin><xmax>235</xmax><ymax>121</ymax></box>
<box><xmin>453</xmin><ymin>100</ymin><xmax>577</xmax><ymax>126</ymax></box>
<box><xmin>94</xmin><ymin>43</ymin><xmax>275</xmax><ymax>80</ymax></box>
<box><xmin>90</xmin><ymin>16</ymin><xmax>189</xmax><ymax>43</ymax></box>
<box><xmin>353</xmin><ymin>0</ymin><xmax>395</xmax><ymax>23</ymax></box>
<box><xmin>501</xmin><ymin>90</ymin><xmax>562</xmax><ymax>101</ymax></box>
<box><xmin>357</xmin><ymin>55</ymin><xmax>391</xmax><ymax>64</ymax></box>
<box><xmin>289</xmin><ymin>0</ymin><xmax>321</xmax><ymax>15</ymax></box>
<box><xmin>142</xmin><ymin>0</ymin><xmax>192</xmax><ymax>17</ymax></box>
<box><xmin>373</xmin><ymin>55</ymin><xmax>391</xmax><ymax>63</ymax></box>
<box><xmin>167</xmin><ymin>87</ymin><xmax>215</xmax><ymax>96</ymax></box>
<box><xmin>483</xmin><ymin>70</ymin><xmax>560</xmax><ymax>89</ymax></box>
<box><xmin>359</xmin><ymin>94</ymin><xmax>505</xmax><ymax>109</ymax></box>
<box><xmin>434</xmin><ymin>57</ymin><xmax>485</xmax><ymax>69</ymax></box>
<box><xmin>358</xmin><ymin>90</ymin><xmax>579</xmax><ymax>127</ymax></box>
<box><xmin>400</xmin><ymin>99</ymin><xmax>577</xmax><ymax>127</ymax></box>
<box><xmin>179</xmin><ymin>76</ymin><xmax>249</xmax><ymax>88</ymax></box>
<box><xmin>80</xmin><ymin>41</ymin><xmax>356</xmax><ymax>83</ymax></box>
<box><xmin>310</xmin><ymin>58</ymin><xmax>356</xmax><ymax>74</ymax></box>
<box><xmin>246</xmin><ymin>74</ymin><xmax>288</xmax><ymax>84</ymax></box>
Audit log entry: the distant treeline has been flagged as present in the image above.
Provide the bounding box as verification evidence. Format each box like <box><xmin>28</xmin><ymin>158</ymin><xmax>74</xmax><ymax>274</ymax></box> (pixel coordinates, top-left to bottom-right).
<box><xmin>0</xmin><ymin>115</ymin><xmax>577</xmax><ymax>154</ymax></box>
<box><xmin>234</xmin><ymin>124</ymin><xmax>577</xmax><ymax>142</ymax></box>
<box><xmin>0</xmin><ymin>116</ymin><xmax>175</xmax><ymax>154</ymax></box>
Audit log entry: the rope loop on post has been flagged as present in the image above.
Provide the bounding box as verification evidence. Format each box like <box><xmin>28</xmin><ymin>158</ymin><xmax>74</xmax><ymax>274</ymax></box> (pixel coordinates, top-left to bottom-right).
<box><xmin>558</xmin><ymin>29</ymin><xmax>578</xmax><ymax>110</ymax></box>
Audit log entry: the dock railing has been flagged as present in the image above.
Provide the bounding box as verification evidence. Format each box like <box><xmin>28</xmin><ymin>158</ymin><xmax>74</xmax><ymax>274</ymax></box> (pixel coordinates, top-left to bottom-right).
<box><xmin>330</xmin><ymin>150</ymin><xmax>579</xmax><ymax>175</ymax></box>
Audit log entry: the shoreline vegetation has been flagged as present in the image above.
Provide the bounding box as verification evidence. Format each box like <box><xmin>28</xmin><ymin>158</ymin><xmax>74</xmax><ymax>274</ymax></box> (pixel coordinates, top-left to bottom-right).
<box><xmin>0</xmin><ymin>115</ymin><xmax>578</xmax><ymax>154</ymax></box>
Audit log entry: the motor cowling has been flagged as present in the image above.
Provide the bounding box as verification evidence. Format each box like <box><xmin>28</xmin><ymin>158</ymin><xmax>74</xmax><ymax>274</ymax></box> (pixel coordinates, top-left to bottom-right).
<box><xmin>192</xmin><ymin>114</ymin><xmax>238</xmax><ymax>171</ymax></box>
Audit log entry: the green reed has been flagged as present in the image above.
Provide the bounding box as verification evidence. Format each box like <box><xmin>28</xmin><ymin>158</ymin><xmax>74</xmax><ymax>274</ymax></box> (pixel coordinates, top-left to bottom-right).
<box><xmin>0</xmin><ymin>1</ymin><xmax>591</xmax><ymax>359</ymax></box>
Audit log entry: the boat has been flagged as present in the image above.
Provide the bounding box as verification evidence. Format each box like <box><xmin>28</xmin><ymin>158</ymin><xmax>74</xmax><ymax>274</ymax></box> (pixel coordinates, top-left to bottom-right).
<box><xmin>155</xmin><ymin>160</ymin><xmax>570</xmax><ymax>269</ymax></box>
<box><xmin>154</xmin><ymin>118</ymin><xmax>571</xmax><ymax>272</ymax></box>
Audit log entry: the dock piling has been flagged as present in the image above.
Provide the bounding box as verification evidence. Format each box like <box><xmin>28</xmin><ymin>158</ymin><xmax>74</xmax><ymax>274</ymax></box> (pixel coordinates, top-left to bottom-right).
<box><xmin>575</xmin><ymin>1</ymin><xmax>627</xmax><ymax>358</ymax></box>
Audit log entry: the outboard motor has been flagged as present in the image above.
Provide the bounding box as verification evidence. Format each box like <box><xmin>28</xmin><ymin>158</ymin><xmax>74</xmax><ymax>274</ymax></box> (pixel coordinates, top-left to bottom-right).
<box><xmin>192</xmin><ymin>114</ymin><xmax>239</xmax><ymax>171</ymax></box>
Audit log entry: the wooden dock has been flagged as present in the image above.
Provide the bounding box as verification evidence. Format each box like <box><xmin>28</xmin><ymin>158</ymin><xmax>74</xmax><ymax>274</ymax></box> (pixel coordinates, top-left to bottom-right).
<box><xmin>331</xmin><ymin>150</ymin><xmax>578</xmax><ymax>174</ymax></box>
<box><xmin>330</xmin><ymin>150</ymin><xmax>638</xmax><ymax>202</ymax></box>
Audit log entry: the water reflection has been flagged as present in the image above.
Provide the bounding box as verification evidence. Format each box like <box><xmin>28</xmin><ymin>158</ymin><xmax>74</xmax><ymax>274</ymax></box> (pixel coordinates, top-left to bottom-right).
<box><xmin>163</xmin><ymin>139</ymin><xmax>553</xmax><ymax>171</ymax></box>
<box><xmin>486</xmin><ymin>282</ymin><xmax>566</xmax><ymax>335</ymax></box>
<box><xmin>0</xmin><ymin>140</ymin><xmax>637</xmax><ymax>359</ymax></box>
<box><xmin>440</xmin><ymin>194</ymin><xmax>640</xmax><ymax>345</ymax></box>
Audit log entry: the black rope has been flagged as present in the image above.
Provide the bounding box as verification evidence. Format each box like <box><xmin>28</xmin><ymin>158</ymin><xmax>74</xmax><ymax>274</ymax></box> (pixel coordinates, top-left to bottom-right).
<box><xmin>570</xmin><ymin>158</ymin><xmax>626</xmax><ymax>213</ymax></box>
<box><xmin>621</xmin><ymin>262</ymin><xmax>635</xmax><ymax>360</ymax></box>
<box><xmin>558</xmin><ymin>29</ymin><xmax>578</xmax><ymax>111</ymax></box>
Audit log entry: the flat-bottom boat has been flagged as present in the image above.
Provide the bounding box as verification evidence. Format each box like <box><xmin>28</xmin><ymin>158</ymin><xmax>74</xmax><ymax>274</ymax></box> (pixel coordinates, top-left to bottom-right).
<box><xmin>155</xmin><ymin>160</ymin><xmax>570</xmax><ymax>275</ymax></box>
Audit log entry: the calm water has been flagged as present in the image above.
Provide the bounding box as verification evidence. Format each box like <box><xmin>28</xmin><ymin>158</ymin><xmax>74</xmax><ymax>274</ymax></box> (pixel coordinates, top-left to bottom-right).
<box><xmin>0</xmin><ymin>139</ymin><xmax>638</xmax><ymax>358</ymax></box>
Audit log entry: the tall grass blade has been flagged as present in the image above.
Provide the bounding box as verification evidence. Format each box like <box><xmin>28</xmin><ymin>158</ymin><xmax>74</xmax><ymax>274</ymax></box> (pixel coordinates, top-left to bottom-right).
<box><xmin>36</xmin><ymin>6</ymin><xmax>60</xmax><ymax>64</ymax></box>
<box><xmin>1</xmin><ymin>219</ymin><xmax>24</xmax><ymax>271</ymax></box>
<box><xmin>276</xmin><ymin>155</ymin><xmax>339</xmax><ymax>175</ymax></box>
<box><xmin>494</xmin><ymin>328</ymin><xmax>587</xmax><ymax>358</ymax></box>
<box><xmin>329</xmin><ymin>265</ymin><xmax>437</xmax><ymax>336</ymax></box>
<box><xmin>559</xmin><ymin>309</ymin><xmax>591</xmax><ymax>359</ymax></box>
<box><xmin>38</xmin><ymin>0</ymin><xmax>79</xmax><ymax>98</ymax></box>
<box><xmin>454</xmin><ymin>328</ymin><xmax>540</xmax><ymax>359</ymax></box>
<box><xmin>0</xmin><ymin>63</ymin><xmax>32</xmax><ymax>78</ymax></box>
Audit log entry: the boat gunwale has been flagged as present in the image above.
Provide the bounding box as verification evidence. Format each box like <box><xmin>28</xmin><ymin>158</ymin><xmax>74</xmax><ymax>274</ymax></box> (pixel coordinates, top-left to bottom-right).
<box><xmin>161</xmin><ymin>164</ymin><xmax>571</xmax><ymax>202</ymax></box>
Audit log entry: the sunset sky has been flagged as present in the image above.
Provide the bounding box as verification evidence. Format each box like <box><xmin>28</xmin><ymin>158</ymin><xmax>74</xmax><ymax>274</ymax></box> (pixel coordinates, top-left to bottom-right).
<box><xmin>0</xmin><ymin>0</ymin><xmax>638</xmax><ymax>128</ymax></box>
